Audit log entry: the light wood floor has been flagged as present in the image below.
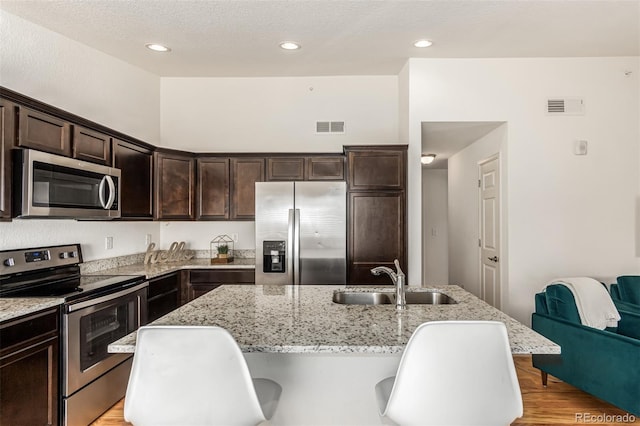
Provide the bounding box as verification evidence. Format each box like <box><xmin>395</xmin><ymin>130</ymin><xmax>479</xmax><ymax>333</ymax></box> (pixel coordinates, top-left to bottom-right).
<box><xmin>91</xmin><ymin>355</ymin><xmax>639</xmax><ymax>426</ymax></box>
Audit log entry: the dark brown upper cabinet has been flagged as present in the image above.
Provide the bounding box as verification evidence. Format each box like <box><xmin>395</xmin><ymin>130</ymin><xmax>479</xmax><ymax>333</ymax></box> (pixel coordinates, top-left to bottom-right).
<box><xmin>72</xmin><ymin>125</ymin><xmax>111</xmax><ymax>165</ymax></box>
<box><xmin>197</xmin><ymin>157</ymin><xmax>230</xmax><ymax>220</ymax></box>
<box><xmin>306</xmin><ymin>156</ymin><xmax>344</xmax><ymax>180</ymax></box>
<box><xmin>154</xmin><ymin>150</ymin><xmax>195</xmax><ymax>220</ymax></box>
<box><xmin>346</xmin><ymin>146</ymin><xmax>405</xmax><ymax>191</ymax></box>
<box><xmin>17</xmin><ymin>106</ymin><xmax>71</xmax><ymax>157</ymax></box>
<box><xmin>230</xmin><ymin>158</ymin><xmax>265</xmax><ymax>220</ymax></box>
<box><xmin>113</xmin><ymin>139</ymin><xmax>153</xmax><ymax>219</ymax></box>
<box><xmin>0</xmin><ymin>99</ymin><xmax>15</xmax><ymax>220</ymax></box>
<box><xmin>266</xmin><ymin>157</ymin><xmax>305</xmax><ymax>181</ymax></box>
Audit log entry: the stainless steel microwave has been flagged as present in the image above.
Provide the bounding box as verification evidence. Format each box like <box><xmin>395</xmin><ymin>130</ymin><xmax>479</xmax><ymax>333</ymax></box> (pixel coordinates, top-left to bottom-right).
<box><xmin>14</xmin><ymin>149</ymin><xmax>121</xmax><ymax>219</ymax></box>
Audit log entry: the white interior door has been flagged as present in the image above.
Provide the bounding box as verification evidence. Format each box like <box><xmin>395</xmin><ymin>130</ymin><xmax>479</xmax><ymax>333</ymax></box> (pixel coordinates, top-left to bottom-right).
<box><xmin>479</xmin><ymin>156</ymin><xmax>501</xmax><ymax>308</ymax></box>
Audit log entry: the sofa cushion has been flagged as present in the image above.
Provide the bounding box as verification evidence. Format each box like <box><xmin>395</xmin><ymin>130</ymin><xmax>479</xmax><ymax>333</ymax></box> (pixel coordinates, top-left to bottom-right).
<box><xmin>544</xmin><ymin>284</ymin><xmax>581</xmax><ymax>324</ymax></box>
<box><xmin>617</xmin><ymin>276</ymin><xmax>640</xmax><ymax>305</ymax></box>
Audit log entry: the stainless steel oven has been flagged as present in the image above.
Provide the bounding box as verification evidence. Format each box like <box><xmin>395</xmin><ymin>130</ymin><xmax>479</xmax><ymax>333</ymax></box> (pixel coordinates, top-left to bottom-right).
<box><xmin>63</xmin><ymin>282</ymin><xmax>146</xmax><ymax>426</ymax></box>
<box><xmin>13</xmin><ymin>148</ymin><xmax>121</xmax><ymax>219</ymax></box>
<box><xmin>0</xmin><ymin>244</ymin><xmax>147</xmax><ymax>426</ymax></box>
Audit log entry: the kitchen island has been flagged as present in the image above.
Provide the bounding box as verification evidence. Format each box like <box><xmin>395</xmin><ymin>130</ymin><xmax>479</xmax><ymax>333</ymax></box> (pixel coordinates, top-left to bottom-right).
<box><xmin>109</xmin><ymin>285</ymin><xmax>559</xmax><ymax>425</ymax></box>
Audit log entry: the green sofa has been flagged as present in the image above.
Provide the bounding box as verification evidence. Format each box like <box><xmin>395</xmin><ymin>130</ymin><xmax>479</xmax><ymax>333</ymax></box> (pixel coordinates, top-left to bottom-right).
<box><xmin>532</xmin><ymin>284</ymin><xmax>640</xmax><ymax>416</ymax></box>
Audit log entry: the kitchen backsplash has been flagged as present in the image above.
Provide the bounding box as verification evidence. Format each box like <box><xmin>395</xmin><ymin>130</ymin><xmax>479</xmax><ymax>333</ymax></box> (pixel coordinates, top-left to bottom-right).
<box><xmin>80</xmin><ymin>249</ymin><xmax>255</xmax><ymax>274</ymax></box>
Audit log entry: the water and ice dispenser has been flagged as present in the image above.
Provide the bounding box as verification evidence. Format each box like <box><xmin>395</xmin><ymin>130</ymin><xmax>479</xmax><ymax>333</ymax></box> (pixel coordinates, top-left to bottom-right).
<box><xmin>263</xmin><ymin>241</ymin><xmax>286</xmax><ymax>273</ymax></box>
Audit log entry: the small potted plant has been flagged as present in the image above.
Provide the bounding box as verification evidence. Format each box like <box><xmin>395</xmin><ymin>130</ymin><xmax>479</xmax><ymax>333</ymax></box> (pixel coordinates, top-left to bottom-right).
<box><xmin>217</xmin><ymin>244</ymin><xmax>229</xmax><ymax>259</ymax></box>
<box><xmin>210</xmin><ymin>235</ymin><xmax>234</xmax><ymax>264</ymax></box>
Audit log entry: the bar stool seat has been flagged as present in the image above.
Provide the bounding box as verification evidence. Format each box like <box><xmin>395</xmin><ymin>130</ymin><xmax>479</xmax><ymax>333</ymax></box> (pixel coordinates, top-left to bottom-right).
<box><xmin>375</xmin><ymin>321</ymin><xmax>522</xmax><ymax>426</ymax></box>
<box><xmin>124</xmin><ymin>325</ymin><xmax>281</xmax><ymax>426</ymax></box>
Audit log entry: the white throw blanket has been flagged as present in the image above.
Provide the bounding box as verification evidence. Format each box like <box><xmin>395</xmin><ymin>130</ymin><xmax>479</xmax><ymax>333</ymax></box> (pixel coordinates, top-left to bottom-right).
<box><xmin>544</xmin><ymin>277</ymin><xmax>621</xmax><ymax>329</ymax></box>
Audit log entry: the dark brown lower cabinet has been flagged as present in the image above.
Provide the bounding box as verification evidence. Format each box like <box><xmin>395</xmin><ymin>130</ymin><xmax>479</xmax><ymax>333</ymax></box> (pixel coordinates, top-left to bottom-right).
<box><xmin>187</xmin><ymin>269</ymin><xmax>254</xmax><ymax>302</ymax></box>
<box><xmin>147</xmin><ymin>272</ymin><xmax>181</xmax><ymax>323</ymax></box>
<box><xmin>0</xmin><ymin>308</ymin><xmax>59</xmax><ymax>426</ymax></box>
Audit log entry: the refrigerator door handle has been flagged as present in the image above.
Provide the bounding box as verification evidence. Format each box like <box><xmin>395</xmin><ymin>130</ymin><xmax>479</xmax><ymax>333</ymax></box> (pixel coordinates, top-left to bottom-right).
<box><xmin>293</xmin><ymin>208</ymin><xmax>301</xmax><ymax>285</ymax></box>
<box><xmin>287</xmin><ymin>209</ymin><xmax>295</xmax><ymax>284</ymax></box>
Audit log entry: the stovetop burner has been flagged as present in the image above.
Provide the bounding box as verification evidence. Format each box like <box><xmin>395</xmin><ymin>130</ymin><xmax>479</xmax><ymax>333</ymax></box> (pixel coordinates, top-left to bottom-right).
<box><xmin>0</xmin><ymin>244</ymin><xmax>145</xmax><ymax>303</ymax></box>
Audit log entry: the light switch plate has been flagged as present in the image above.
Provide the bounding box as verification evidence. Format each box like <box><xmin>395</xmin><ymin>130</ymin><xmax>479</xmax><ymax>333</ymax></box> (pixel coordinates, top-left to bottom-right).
<box><xmin>574</xmin><ymin>140</ymin><xmax>588</xmax><ymax>155</ymax></box>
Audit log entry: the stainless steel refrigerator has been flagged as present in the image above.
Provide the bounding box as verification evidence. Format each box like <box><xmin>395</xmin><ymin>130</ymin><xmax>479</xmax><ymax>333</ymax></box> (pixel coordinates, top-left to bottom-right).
<box><xmin>255</xmin><ymin>181</ymin><xmax>346</xmax><ymax>285</ymax></box>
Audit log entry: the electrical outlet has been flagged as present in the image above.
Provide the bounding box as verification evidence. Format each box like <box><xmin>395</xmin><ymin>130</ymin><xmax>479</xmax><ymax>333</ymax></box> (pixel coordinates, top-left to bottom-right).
<box><xmin>231</xmin><ymin>233</ymin><xmax>239</xmax><ymax>243</ymax></box>
<box><xmin>145</xmin><ymin>234</ymin><xmax>152</xmax><ymax>245</ymax></box>
<box><xmin>105</xmin><ymin>236</ymin><xmax>113</xmax><ymax>250</ymax></box>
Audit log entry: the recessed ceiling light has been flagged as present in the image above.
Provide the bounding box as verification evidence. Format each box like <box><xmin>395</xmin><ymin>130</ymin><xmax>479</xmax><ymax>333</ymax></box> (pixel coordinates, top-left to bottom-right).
<box><xmin>280</xmin><ymin>41</ymin><xmax>301</xmax><ymax>50</ymax></box>
<box><xmin>145</xmin><ymin>43</ymin><xmax>171</xmax><ymax>52</ymax></box>
<box><xmin>421</xmin><ymin>154</ymin><xmax>436</xmax><ymax>165</ymax></box>
<box><xmin>413</xmin><ymin>39</ymin><xmax>433</xmax><ymax>48</ymax></box>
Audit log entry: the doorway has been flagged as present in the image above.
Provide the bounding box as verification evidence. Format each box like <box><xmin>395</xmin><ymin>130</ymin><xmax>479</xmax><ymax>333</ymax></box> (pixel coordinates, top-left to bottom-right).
<box><xmin>479</xmin><ymin>155</ymin><xmax>501</xmax><ymax>309</ymax></box>
<box><xmin>421</xmin><ymin>121</ymin><xmax>506</xmax><ymax>307</ymax></box>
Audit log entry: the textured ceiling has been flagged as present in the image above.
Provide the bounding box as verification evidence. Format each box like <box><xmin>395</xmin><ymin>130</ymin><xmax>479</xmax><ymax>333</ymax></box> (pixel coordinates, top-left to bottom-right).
<box><xmin>1</xmin><ymin>0</ymin><xmax>638</xmax><ymax>77</ymax></box>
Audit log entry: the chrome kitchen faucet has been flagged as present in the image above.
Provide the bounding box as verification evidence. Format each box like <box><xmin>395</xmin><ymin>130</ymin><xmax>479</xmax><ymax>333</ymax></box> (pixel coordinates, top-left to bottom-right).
<box><xmin>371</xmin><ymin>259</ymin><xmax>406</xmax><ymax>310</ymax></box>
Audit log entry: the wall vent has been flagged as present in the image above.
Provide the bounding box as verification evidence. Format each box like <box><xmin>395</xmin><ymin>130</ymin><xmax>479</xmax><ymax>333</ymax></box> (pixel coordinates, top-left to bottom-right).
<box><xmin>316</xmin><ymin>121</ymin><xmax>345</xmax><ymax>134</ymax></box>
<box><xmin>546</xmin><ymin>98</ymin><xmax>585</xmax><ymax>115</ymax></box>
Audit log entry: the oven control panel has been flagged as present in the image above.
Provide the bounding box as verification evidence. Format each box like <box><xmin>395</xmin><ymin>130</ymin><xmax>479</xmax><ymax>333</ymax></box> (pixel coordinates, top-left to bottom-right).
<box><xmin>0</xmin><ymin>244</ymin><xmax>82</xmax><ymax>275</ymax></box>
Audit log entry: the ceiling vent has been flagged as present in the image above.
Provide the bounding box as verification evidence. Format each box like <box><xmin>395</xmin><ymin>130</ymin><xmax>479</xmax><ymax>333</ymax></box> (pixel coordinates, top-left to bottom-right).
<box><xmin>547</xmin><ymin>98</ymin><xmax>585</xmax><ymax>115</ymax></box>
<box><xmin>316</xmin><ymin>121</ymin><xmax>345</xmax><ymax>134</ymax></box>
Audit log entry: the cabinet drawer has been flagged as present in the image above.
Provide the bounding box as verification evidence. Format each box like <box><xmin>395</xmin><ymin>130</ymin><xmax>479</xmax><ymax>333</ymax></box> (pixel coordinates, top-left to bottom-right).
<box><xmin>148</xmin><ymin>273</ymin><xmax>180</xmax><ymax>299</ymax></box>
<box><xmin>267</xmin><ymin>157</ymin><xmax>305</xmax><ymax>181</ymax></box>
<box><xmin>0</xmin><ymin>308</ymin><xmax>59</xmax><ymax>352</ymax></box>
<box><xmin>189</xmin><ymin>269</ymin><xmax>254</xmax><ymax>284</ymax></box>
<box><xmin>306</xmin><ymin>156</ymin><xmax>344</xmax><ymax>180</ymax></box>
<box><xmin>72</xmin><ymin>125</ymin><xmax>111</xmax><ymax>165</ymax></box>
<box><xmin>17</xmin><ymin>106</ymin><xmax>71</xmax><ymax>156</ymax></box>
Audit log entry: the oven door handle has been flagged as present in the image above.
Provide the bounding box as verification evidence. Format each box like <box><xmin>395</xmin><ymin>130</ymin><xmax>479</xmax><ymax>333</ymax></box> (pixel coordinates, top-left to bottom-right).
<box><xmin>67</xmin><ymin>282</ymin><xmax>148</xmax><ymax>312</ymax></box>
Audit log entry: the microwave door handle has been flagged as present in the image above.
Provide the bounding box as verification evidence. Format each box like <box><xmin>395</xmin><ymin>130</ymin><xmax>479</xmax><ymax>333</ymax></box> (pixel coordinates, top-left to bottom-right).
<box><xmin>98</xmin><ymin>176</ymin><xmax>107</xmax><ymax>208</ymax></box>
<box><xmin>104</xmin><ymin>176</ymin><xmax>116</xmax><ymax>209</ymax></box>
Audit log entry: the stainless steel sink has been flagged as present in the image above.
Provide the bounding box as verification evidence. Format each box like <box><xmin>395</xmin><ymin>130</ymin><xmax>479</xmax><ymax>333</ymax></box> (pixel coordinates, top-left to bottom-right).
<box><xmin>332</xmin><ymin>291</ymin><xmax>456</xmax><ymax>305</ymax></box>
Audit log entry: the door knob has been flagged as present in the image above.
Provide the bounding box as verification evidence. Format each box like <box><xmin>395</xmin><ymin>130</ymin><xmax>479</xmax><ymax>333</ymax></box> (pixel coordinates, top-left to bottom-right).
<box><xmin>488</xmin><ymin>256</ymin><xmax>499</xmax><ymax>262</ymax></box>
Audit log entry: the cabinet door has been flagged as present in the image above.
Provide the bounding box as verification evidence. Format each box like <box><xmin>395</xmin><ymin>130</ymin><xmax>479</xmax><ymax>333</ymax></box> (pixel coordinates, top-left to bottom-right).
<box><xmin>230</xmin><ymin>158</ymin><xmax>264</xmax><ymax>220</ymax></box>
<box><xmin>348</xmin><ymin>191</ymin><xmax>406</xmax><ymax>285</ymax></box>
<box><xmin>346</xmin><ymin>147</ymin><xmax>406</xmax><ymax>190</ymax></box>
<box><xmin>0</xmin><ymin>308</ymin><xmax>59</xmax><ymax>426</ymax></box>
<box><xmin>72</xmin><ymin>125</ymin><xmax>111</xmax><ymax>165</ymax></box>
<box><xmin>266</xmin><ymin>157</ymin><xmax>305</xmax><ymax>181</ymax></box>
<box><xmin>17</xmin><ymin>106</ymin><xmax>71</xmax><ymax>156</ymax></box>
<box><xmin>197</xmin><ymin>157</ymin><xmax>229</xmax><ymax>220</ymax></box>
<box><xmin>113</xmin><ymin>139</ymin><xmax>153</xmax><ymax>218</ymax></box>
<box><xmin>187</xmin><ymin>269</ymin><xmax>254</xmax><ymax>302</ymax></box>
<box><xmin>147</xmin><ymin>273</ymin><xmax>181</xmax><ymax>323</ymax></box>
<box><xmin>155</xmin><ymin>152</ymin><xmax>195</xmax><ymax>220</ymax></box>
<box><xmin>306</xmin><ymin>156</ymin><xmax>344</xmax><ymax>180</ymax></box>
<box><xmin>0</xmin><ymin>100</ymin><xmax>15</xmax><ymax>220</ymax></box>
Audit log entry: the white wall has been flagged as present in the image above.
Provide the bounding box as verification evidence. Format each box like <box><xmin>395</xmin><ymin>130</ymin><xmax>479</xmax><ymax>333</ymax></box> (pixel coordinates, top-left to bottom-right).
<box><xmin>422</xmin><ymin>169</ymin><xmax>448</xmax><ymax>285</ymax></box>
<box><xmin>159</xmin><ymin>221</ymin><xmax>255</xmax><ymax>250</ymax></box>
<box><xmin>0</xmin><ymin>10</ymin><xmax>160</xmax><ymax>143</ymax></box>
<box><xmin>0</xmin><ymin>220</ymin><xmax>159</xmax><ymax>261</ymax></box>
<box><xmin>0</xmin><ymin>11</ymin><xmax>162</xmax><ymax>260</ymax></box>
<box><xmin>407</xmin><ymin>57</ymin><xmax>640</xmax><ymax>324</ymax></box>
<box><xmin>160</xmin><ymin>76</ymin><xmax>398</xmax><ymax>152</ymax></box>
<box><xmin>447</xmin><ymin>126</ymin><xmax>505</xmax><ymax>298</ymax></box>
<box><xmin>159</xmin><ymin>75</ymin><xmax>399</xmax><ymax>258</ymax></box>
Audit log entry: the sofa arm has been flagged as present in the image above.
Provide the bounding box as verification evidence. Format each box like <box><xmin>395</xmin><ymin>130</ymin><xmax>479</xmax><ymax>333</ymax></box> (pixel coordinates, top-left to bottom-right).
<box><xmin>618</xmin><ymin>308</ymin><xmax>640</xmax><ymax>340</ymax></box>
<box><xmin>532</xmin><ymin>312</ymin><xmax>640</xmax><ymax>416</ymax></box>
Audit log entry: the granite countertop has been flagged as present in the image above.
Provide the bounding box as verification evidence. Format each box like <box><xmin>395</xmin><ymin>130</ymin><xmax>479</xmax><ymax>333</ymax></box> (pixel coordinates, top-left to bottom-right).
<box><xmin>109</xmin><ymin>285</ymin><xmax>560</xmax><ymax>355</ymax></box>
<box><xmin>0</xmin><ymin>298</ymin><xmax>63</xmax><ymax>323</ymax></box>
<box><xmin>1</xmin><ymin>257</ymin><xmax>255</xmax><ymax>323</ymax></box>
<box><xmin>84</xmin><ymin>258</ymin><xmax>255</xmax><ymax>279</ymax></box>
